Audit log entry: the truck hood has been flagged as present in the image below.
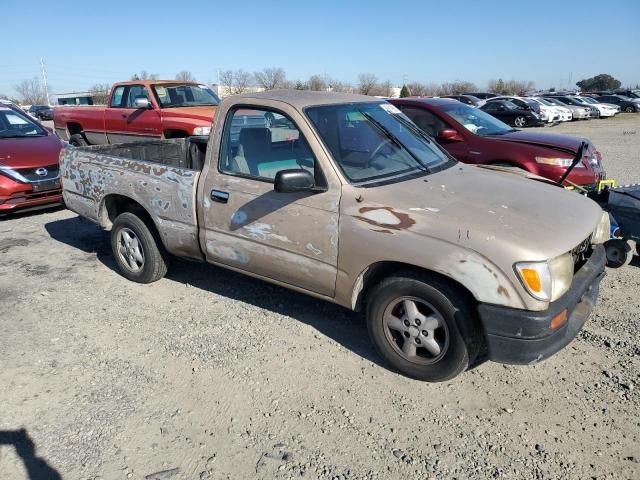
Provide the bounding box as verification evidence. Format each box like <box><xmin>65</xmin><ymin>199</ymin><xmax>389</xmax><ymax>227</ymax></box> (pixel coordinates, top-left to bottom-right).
<box><xmin>161</xmin><ymin>106</ymin><xmax>217</xmax><ymax>122</ymax></box>
<box><xmin>489</xmin><ymin>130</ymin><xmax>588</xmax><ymax>153</ymax></box>
<box><xmin>350</xmin><ymin>164</ymin><xmax>602</xmax><ymax>262</ymax></box>
<box><xmin>0</xmin><ymin>134</ymin><xmax>63</xmax><ymax>168</ymax></box>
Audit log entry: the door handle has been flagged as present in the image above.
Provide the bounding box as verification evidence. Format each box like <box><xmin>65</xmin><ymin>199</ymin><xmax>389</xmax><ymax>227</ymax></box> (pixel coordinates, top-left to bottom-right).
<box><xmin>211</xmin><ymin>190</ymin><xmax>229</xmax><ymax>203</ymax></box>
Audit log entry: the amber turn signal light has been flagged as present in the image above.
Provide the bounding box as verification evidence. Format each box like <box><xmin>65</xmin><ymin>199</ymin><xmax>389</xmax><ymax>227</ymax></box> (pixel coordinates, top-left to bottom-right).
<box><xmin>550</xmin><ymin>309</ymin><xmax>568</xmax><ymax>331</ymax></box>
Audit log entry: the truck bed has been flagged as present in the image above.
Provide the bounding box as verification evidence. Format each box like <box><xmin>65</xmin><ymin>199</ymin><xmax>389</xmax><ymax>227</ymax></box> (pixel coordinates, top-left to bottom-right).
<box><xmin>60</xmin><ymin>137</ymin><xmax>208</xmax><ymax>260</ymax></box>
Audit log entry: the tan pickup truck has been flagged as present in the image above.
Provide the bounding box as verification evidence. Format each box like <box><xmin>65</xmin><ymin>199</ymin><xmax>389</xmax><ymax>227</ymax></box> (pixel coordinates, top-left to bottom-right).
<box><xmin>60</xmin><ymin>91</ymin><xmax>609</xmax><ymax>381</ymax></box>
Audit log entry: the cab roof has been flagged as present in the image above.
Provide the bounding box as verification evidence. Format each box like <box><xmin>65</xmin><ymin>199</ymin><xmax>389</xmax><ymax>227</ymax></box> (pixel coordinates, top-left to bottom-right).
<box><xmin>228</xmin><ymin>90</ymin><xmax>381</xmax><ymax>108</ymax></box>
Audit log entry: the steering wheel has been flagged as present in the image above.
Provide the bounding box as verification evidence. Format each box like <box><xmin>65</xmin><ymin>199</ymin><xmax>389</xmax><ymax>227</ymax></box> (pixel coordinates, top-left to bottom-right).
<box><xmin>367</xmin><ymin>138</ymin><xmax>393</xmax><ymax>168</ymax></box>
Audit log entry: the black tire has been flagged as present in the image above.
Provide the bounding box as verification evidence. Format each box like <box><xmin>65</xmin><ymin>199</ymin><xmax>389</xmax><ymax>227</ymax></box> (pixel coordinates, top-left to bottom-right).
<box><xmin>69</xmin><ymin>133</ymin><xmax>88</xmax><ymax>147</ymax></box>
<box><xmin>366</xmin><ymin>271</ymin><xmax>481</xmax><ymax>382</ymax></box>
<box><xmin>513</xmin><ymin>116</ymin><xmax>527</xmax><ymax>128</ymax></box>
<box><xmin>636</xmin><ymin>242</ymin><xmax>640</xmax><ymax>257</ymax></box>
<box><xmin>624</xmin><ymin>106</ymin><xmax>635</xmax><ymax>113</ymax></box>
<box><xmin>110</xmin><ymin>212</ymin><xmax>168</xmax><ymax>283</ymax></box>
<box><xmin>605</xmin><ymin>239</ymin><xmax>632</xmax><ymax>268</ymax></box>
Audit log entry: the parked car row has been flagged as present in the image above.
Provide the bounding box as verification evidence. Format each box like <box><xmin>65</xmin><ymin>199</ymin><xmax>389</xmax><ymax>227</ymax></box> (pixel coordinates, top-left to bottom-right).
<box><xmin>426</xmin><ymin>90</ymin><xmax>637</xmax><ymax>128</ymax></box>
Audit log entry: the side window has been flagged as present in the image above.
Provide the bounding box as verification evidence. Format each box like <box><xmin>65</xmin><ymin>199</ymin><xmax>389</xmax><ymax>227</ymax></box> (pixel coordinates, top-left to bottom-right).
<box><xmin>110</xmin><ymin>86</ymin><xmax>125</xmax><ymax>107</ymax></box>
<box><xmin>484</xmin><ymin>102</ymin><xmax>498</xmax><ymax>111</ymax></box>
<box><xmin>125</xmin><ymin>85</ymin><xmax>149</xmax><ymax>108</ymax></box>
<box><xmin>220</xmin><ymin>108</ymin><xmax>316</xmax><ymax>182</ymax></box>
<box><xmin>398</xmin><ymin>106</ymin><xmax>448</xmax><ymax>137</ymax></box>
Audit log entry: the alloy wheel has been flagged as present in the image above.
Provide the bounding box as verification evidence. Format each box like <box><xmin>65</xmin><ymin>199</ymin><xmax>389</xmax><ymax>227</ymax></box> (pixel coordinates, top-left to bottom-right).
<box><xmin>382</xmin><ymin>296</ymin><xmax>449</xmax><ymax>364</ymax></box>
<box><xmin>116</xmin><ymin>227</ymin><xmax>145</xmax><ymax>272</ymax></box>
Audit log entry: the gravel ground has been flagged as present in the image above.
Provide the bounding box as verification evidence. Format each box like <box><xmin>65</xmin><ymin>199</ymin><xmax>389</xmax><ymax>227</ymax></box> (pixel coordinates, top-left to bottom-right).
<box><xmin>1</xmin><ymin>115</ymin><xmax>639</xmax><ymax>480</ymax></box>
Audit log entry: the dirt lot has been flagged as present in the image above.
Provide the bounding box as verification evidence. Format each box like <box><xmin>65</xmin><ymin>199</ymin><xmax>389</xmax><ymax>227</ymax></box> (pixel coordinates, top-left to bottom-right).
<box><xmin>1</xmin><ymin>116</ymin><xmax>639</xmax><ymax>480</ymax></box>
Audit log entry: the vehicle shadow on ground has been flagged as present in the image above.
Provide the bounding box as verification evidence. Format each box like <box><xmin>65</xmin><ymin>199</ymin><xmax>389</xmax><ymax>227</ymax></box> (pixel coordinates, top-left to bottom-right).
<box><xmin>0</xmin><ymin>429</ymin><xmax>62</xmax><ymax>480</ymax></box>
<box><xmin>0</xmin><ymin>204</ymin><xmax>65</xmax><ymax>222</ymax></box>
<box><xmin>44</xmin><ymin>216</ymin><xmax>388</xmax><ymax>370</ymax></box>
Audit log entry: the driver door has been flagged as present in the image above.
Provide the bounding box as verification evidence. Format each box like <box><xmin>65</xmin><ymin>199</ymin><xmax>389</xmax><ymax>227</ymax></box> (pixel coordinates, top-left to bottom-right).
<box><xmin>104</xmin><ymin>84</ymin><xmax>161</xmax><ymax>143</ymax></box>
<box><xmin>198</xmin><ymin>105</ymin><xmax>341</xmax><ymax>297</ymax></box>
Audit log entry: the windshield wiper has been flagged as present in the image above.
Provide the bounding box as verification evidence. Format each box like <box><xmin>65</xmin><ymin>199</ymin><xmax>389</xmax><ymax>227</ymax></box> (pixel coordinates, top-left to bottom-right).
<box><xmin>359</xmin><ymin>111</ymin><xmax>431</xmax><ymax>173</ymax></box>
<box><xmin>392</xmin><ymin>113</ymin><xmax>433</xmax><ymax>144</ymax></box>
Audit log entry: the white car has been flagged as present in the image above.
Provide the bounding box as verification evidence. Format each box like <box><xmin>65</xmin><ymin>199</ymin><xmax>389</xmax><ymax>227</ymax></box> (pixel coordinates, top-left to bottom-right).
<box><xmin>487</xmin><ymin>95</ymin><xmax>557</xmax><ymax>124</ymax></box>
<box><xmin>529</xmin><ymin>97</ymin><xmax>572</xmax><ymax>122</ymax></box>
<box><xmin>577</xmin><ymin>96</ymin><xmax>619</xmax><ymax>117</ymax></box>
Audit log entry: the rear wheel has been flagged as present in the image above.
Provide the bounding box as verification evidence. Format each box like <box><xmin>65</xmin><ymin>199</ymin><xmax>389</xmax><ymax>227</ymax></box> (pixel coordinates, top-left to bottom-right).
<box><xmin>69</xmin><ymin>133</ymin><xmax>88</xmax><ymax>146</ymax></box>
<box><xmin>366</xmin><ymin>272</ymin><xmax>481</xmax><ymax>382</ymax></box>
<box><xmin>605</xmin><ymin>239</ymin><xmax>633</xmax><ymax>268</ymax></box>
<box><xmin>513</xmin><ymin>116</ymin><xmax>527</xmax><ymax>127</ymax></box>
<box><xmin>111</xmin><ymin>212</ymin><xmax>168</xmax><ymax>283</ymax></box>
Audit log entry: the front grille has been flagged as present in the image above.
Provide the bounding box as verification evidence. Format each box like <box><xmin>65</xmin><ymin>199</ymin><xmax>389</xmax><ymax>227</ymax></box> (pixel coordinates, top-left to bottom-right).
<box><xmin>571</xmin><ymin>235</ymin><xmax>593</xmax><ymax>270</ymax></box>
<box><xmin>15</xmin><ymin>164</ymin><xmax>60</xmax><ymax>182</ymax></box>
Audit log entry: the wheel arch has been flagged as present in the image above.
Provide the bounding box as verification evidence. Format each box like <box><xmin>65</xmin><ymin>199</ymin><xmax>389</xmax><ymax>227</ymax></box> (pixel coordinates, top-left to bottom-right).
<box><xmin>351</xmin><ymin>255</ymin><xmax>526</xmax><ymax>313</ymax></box>
<box><xmin>66</xmin><ymin>122</ymin><xmax>84</xmax><ymax>136</ymax></box>
<box><xmin>353</xmin><ymin>261</ymin><xmax>476</xmax><ymax>312</ymax></box>
<box><xmin>163</xmin><ymin>128</ymin><xmax>190</xmax><ymax>139</ymax></box>
<box><xmin>99</xmin><ymin>194</ymin><xmax>157</xmax><ymax>233</ymax></box>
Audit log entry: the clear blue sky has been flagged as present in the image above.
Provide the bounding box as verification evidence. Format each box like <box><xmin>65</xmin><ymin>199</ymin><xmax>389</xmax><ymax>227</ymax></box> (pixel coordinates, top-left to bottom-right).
<box><xmin>2</xmin><ymin>0</ymin><xmax>639</xmax><ymax>96</ymax></box>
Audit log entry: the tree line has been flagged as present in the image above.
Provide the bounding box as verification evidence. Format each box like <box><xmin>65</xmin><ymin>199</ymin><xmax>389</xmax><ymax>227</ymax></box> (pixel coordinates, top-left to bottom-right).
<box><xmin>3</xmin><ymin>69</ymin><xmax>634</xmax><ymax>106</ymax></box>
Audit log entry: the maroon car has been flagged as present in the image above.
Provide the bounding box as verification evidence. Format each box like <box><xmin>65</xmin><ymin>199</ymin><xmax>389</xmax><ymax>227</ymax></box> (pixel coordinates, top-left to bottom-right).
<box><xmin>0</xmin><ymin>104</ymin><xmax>64</xmax><ymax>215</ymax></box>
<box><xmin>388</xmin><ymin>98</ymin><xmax>605</xmax><ymax>187</ymax></box>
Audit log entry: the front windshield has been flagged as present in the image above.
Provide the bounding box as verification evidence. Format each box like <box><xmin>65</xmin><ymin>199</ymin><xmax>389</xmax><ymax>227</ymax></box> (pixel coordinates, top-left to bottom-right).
<box><xmin>305</xmin><ymin>102</ymin><xmax>454</xmax><ymax>184</ymax></box>
<box><xmin>0</xmin><ymin>107</ymin><xmax>46</xmax><ymax>138</ymax></box>
<box><xmin>441</xmin><ymin>102</ymin><xmax>514</xmax><ymax>136</ymax></box>
<box><xmin>152</xmin><ymin>83</ymin><xmax>220</xmax><ymax>108</ymax></box>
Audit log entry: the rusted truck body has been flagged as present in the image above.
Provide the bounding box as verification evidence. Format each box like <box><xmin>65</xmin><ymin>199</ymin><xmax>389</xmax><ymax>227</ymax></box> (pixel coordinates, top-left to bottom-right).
<box><xmin>60</xmin><ymin>91</ymin><xmax>609</xmax><ymax>382</ymax></box>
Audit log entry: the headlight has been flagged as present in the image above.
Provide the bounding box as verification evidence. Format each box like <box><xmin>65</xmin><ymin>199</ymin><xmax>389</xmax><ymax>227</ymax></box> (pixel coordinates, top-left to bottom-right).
<box><xmin>592</xmin><ymin>211</ymin><xmax>610</xmax><ymax>245</ymax></box>
<box><xmin>535</xmin><ymin>156</ymin><xmax>584</xmax><ymax>168</ymax></box>
<box><xmin>0</xmin><ymin>165</ymin><xmax>29</xmax><ymax>183</ymax></box>
<box><xmin>515</xmin><ymin>252</ymin><xmax>574</xmax><ymax>302</ymax></box>
<box><xmin>193</xmin><ymin>126</ymin><xmax>211</xmax><ymax>136</ymax></box>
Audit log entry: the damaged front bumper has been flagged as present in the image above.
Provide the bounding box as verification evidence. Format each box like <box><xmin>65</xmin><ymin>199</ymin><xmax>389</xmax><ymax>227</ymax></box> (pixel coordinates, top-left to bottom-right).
<box><xmin>477</xmin><ymin>244</ymin><xmax>606</xmax><ymax>365</ymax></box>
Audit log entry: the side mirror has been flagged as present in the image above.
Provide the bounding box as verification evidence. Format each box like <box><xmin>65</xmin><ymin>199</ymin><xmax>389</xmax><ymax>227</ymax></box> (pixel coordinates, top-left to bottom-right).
<box><xmin>134</xmin><ymin>98</ymin><xmax>152</xmax><ymax>109</ymax></box>
<box><xmin>497</xmin><ymin>105</ymin><xmax>506</xmax><ymax>111</ymax></box>
<box><xmin>437</xmin><ymin>129</ymin><xmax>460</xmax><ymax>141</ymax></box>
<box><xmin>274</xmin><ymin>169</ymin><xmax>315</xmax><ymax>193</ymax></box>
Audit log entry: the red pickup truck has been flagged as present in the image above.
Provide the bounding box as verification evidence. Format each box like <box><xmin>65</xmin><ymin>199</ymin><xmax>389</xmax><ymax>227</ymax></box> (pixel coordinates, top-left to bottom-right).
<box><xmin>54</xmin><ymin>80</ymin><xmax>220</xmax><ymax>146</ymax></box>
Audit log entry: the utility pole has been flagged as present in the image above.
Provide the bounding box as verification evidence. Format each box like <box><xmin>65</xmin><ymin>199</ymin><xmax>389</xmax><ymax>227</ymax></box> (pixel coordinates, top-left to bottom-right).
<box><xmin>40</xmin><ymin>57</ymin><xmax>50</xmax><ymax>105</ymax></box>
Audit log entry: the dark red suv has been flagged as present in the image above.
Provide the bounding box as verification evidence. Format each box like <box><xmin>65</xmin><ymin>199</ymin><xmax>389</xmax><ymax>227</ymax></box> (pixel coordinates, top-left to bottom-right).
<box><xmin>388</xmin><ymin>98</ymin><xmax>605</xmax><ymax>187</ymax></box>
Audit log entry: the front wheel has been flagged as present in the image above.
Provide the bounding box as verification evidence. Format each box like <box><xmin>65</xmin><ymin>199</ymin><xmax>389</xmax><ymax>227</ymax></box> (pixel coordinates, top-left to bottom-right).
<box><xmin>624</xmin><ymin>106</ymin><xmax>635</xmax><ymax>113</ymax></box>
<box><xmin>605</xmin><ymin>239</ymin><xmax>632</xmax><ymax>268</ymax></box>
<box><xmin>366</xmin><ymin>272</ymin><xmax>481</xmax><ymax>382</ymax></box>
<box><xmin>111</xmin><ymin>212</ymin><xmax>169</xmax><ymax>283</ymax></box>
<box><xmin>513</xmin><ymin>116</ymin><xmax>527</xmax><ymax>127</ymax></box>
